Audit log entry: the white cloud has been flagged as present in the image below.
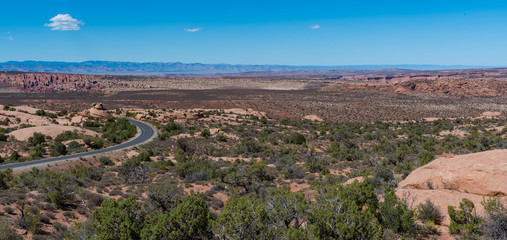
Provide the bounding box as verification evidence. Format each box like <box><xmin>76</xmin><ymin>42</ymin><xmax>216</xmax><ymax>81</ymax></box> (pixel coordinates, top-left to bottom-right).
<box><xmin>45</xmin><ymin>14</ymin><xmax>83</xmax><ymax>31</ymax></box>
<box><xmin>3</xmin><ymin>32</ymin><xmax>13</xmax><ymax>40</ymax></box>
<box><xmin>309</xmin><ymin>25</ymin><xmax>321</xmax><ymax>29</ymax></box>
<box><xmin>184</xmin><ymin>27</ymin><xmax>202</xmax><ymax>32</ymax></box>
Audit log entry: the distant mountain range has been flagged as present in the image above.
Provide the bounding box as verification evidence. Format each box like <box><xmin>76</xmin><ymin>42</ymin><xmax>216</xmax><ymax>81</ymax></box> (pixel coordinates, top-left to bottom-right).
<box><xmin>0</xmin><ymin>61</ymin><xmax>497</xmax><ymax>75</ymax></box>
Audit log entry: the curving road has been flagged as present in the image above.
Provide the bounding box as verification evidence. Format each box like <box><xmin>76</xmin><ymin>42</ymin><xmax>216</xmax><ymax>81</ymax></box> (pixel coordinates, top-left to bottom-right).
<box><xmin>0</xmin><ymin>119</ymin><xmax>157</xmax><ymax>171</ymax></box>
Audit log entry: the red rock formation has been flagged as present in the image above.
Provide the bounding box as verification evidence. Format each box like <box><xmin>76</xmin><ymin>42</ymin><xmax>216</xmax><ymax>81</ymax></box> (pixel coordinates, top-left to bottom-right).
<box><xmin>392</xmin><ymin>78</ymin><xmax>507</xmax><ymax>96</ymax></box>
<box><xmin>0</xmin><ymin>72</ymin><xmax>129</xmax><ymax>92</ymax></box>
<box><xmin>79</xmin><ymin>103</ymin><xmax>112</xmax><ymax>119</ymax></box>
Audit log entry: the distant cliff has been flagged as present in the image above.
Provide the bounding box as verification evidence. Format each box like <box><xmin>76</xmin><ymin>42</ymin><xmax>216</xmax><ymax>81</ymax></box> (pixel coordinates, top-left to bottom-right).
<box><xmin>0</xmin><ymin>72</ymin><xmax>135</xmax><ymax>92</ymax></box>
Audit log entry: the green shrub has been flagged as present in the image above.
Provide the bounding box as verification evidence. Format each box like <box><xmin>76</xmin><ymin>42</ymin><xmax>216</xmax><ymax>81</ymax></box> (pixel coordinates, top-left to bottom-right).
<box><xmin>213</xmin><ymin>196</ymin><xmax>268</xmax><ymax>239</ymax></box>
<box><xmin>0</xmin><ymin>118</ymin><xmax>9</xmax><ymax>125</ymax></box>
<box><xmin>27</xmin><ymin>132</ymin><xmax>45</xmax><ymax>147</ymax></box>
<box><xmin>102</xmin><ymin>118</ymin><xmax>137</xmax><ymax>143</ymax></box>
<box><xmin>0</xmin><ymin>169</ymin><xmax>13</xmax><ymax>189</ymax></box>
<box><xmin>146</xmin><ymin>183</ymin><xmax>184</xmax><ymax>212</ymax></box>
<box><xmin>0</xmin><ymin>133</ymin><xmax>7</xmax><ymax>141</ymax></box>
<box><xmin>0</xmin><ymin>217</ymin><xmax>22</xmax><ymax>240</ymax></box>
<box><xmin>131</xmin><ymin>150</ymin><xmax>151</xmax><ymax>162</ymax></box>
<box><xmin>237</xmin><ymin>138</ymin><xmax>263</xmax><ymax>154</ymax></box>
<box><xmin>93</xmin><ymin>197</ymin><xmax>145</xmax><ymax>240</ymax></box>
<box><xmin>118</xmin><ymin>157</ymin><xmax>149</xmax><ymax>184</ymax></box>
<box><xmin>222</xmin><ymin>161</ymin><xmax>274</xmax><ymax>193</ymax></box>
<box><xmin>216</xmin><ymin>133</ymin><xmax>228</xmax><ymax>142</ymax></box>
<box><xmin>54</xmin><ymin>130</ymin><xmax>80</xmax><ymax>142</ymax></box>
<box><xmin>304</xmin><ymin>155</ymin><xmax>326</xmax><ymax>173</ymax></box>
<box><xmin>141</xmin><ymin>195</ymin><xmax>212</xmax><ymax>239</ymax></box>
<box><xmin>481</xmin><ymin>198</ymin><xmax>507</xmax><ymax>240</ymax></box>
<box><xmin>284</xmin><ymin>133</ymin><xmax>306</xmax><ymax>145</ymax></box>
<box><xmin>417</xmin><ymin>199</ymin><xmax>443</xmax><ymax>225</ymax></box>
<box><xmin>57</xmin><ymin>109</ymin><xmax>68</xmax><ymax>116</ymax></box>
<box><xmin>35</xmin><ymin>109</ymin><xmax>46</xmax><ymax>116</ymax></box>
<box><xmin>9</xmin><ymin>151</ymin><xmax>20</xmax><ymax>161</ymax></box>
<box><xmin>418</xmin><ymin>151</ymin><xmax>434</xmax><ymax>166</ymax></box>
<box><xmin>264</xmin><ymin>187</ymin><xmax>309</xmax><ymax>230</ymax></box>
<box><xmin>99</xmin><ymin>156</ymin><xmax>114</xmax><ymax>166</ymax></box>
<box><xmin>200</xmin><ymin>128</ymin><xmax>211</xmax><ymax>138</ymax></box>
<box><xmin>50</xmin><ymin>142</ymin><xmax>68</xmax><ymax>157</ymax></box>
<box><xmin>176</xmin><ymin>138</ymin><xmax>192</xmax><ymax>152</ymax></box>
<box><xmin>83</xmin><ymin>120</ymin><xmax>101</xmax><ymax>128</ymax></box>
<box><xmin>67</xmin><ymin>141</ymin><xmax>81</xmax><ymax>149</ymax></box>
<box><xmin>83</xmin><ymin>136</ymin><xmax>104</xmax><ymax>149</ymax></box>
<box><xmin>175</xmin><ymin>156</ymin><xmax>218</xmax><ymax>183</ymax></box>
<box><xmin>448</xmin><ymin>198</ymin><xmax>482</xmax><ymax>237</ymax></box>
<box><xmin>379</xmin><ymin>190</ymin><xmax>416</xmax><ymax>235</ymax></box>
<box><xmin>30</xmin><ymin>144</ymin><xmax>46</xmax><ymax>160</ymax></box>
<box><xmin>19</xmin><ymin>207</ymin><xmax>40</xmax><ymax>233</ymax></box>
<box><xmin>307</xmin><ymin>181</ymin><xmax>382</xmax><ymax>240</ymax></box>
<box><xmin>67</xmin><ymin>141</ymin><xmax>87</xmax><ymax>153</ymax></box>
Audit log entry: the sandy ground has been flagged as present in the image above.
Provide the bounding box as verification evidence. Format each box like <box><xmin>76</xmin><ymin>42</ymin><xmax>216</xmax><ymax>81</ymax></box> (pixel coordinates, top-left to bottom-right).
<box><xmin>9</xmin><ymin>125</ymin><xmax>100</xmax><ymax>141</ymax></box>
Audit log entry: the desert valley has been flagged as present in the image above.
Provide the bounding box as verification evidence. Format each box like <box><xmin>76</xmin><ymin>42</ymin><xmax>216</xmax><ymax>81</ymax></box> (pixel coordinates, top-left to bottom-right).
<box><xmin>0</xmin><ymin>67</ymin><xmax>505</xmax><ymax>240</ymax></box>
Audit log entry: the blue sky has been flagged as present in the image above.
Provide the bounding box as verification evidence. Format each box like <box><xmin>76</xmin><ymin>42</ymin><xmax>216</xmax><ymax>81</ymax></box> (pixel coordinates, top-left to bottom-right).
<box><xmin>1</xmin><ymin>0</ymin><xmax>507</xmax><ymax>65</ymax></box>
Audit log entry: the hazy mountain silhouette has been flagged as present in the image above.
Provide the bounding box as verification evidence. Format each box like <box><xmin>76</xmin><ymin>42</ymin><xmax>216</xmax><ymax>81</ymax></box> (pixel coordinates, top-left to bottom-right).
<box><xmin>0</xmin><ymin>61</ymin><xmax>492</xmax><ymax>75</ymax></box>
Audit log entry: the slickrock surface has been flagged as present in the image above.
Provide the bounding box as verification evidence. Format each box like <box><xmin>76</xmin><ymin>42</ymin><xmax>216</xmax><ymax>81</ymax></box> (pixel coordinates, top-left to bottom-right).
<box><xmin>399</xmin><ymin>150</ymin><xmax>507</xmax><ymax>196</ymax></box>
<box><xmin>397</xmin><ymin>149</ymin><xmax>507</xmax><ymax>226</ymax></box>
<box><xmin>9</xmin><ymin>125</ymin><xmax>100</xmax><ymax>141</ymax></box>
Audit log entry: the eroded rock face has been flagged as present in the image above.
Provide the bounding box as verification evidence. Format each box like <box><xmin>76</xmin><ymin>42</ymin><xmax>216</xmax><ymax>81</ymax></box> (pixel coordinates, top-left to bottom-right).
<box><xmin>0</xmin><ymin>72</ymin><xmax>105</xmax><ymax>92</ymax></box>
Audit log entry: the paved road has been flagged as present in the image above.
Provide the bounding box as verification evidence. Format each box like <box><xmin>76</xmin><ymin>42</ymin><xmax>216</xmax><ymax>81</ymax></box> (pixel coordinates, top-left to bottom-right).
<box><xmin>0</xmin><ymin>119</ymin><xmax>157</xmax><ymax>171</ymax></box>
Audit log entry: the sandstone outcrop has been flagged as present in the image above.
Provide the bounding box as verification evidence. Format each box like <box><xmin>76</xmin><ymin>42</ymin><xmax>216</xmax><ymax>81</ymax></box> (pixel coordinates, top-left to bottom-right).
<box><xmin>392</xmin><ymin>78</ymin><xmax>507</xmax><ymax>96</ymax></box>
<box><xmin>71</xmin><ymin>115</ymin><xmax>84</xmax><ymax>123</ymax></box>
<box><xmin>304</xmin><ymin>114</ymin><xmax>324</xmax><ymax>122</ymax></box>
<box><xmin>79</xmin><ymin>103</ymin><xmax>111</xmax><ymax>119</ymax></box>
<box><xmin>399</xmin><ymin>150</ymin><xmax>507</xmax><ymax>196</ymax></box>
<box><xmin>9</xmin><ymin>125</ymin><xmax>100</xmax><ymax>141</ymax></box>
<box><xmin>397</xmin><ymin>149</ymin><xmax>507</xmax><ymax>225</ymax></box>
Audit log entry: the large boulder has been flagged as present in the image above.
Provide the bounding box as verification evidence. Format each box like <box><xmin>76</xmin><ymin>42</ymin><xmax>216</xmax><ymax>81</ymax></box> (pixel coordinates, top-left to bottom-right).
<box><xmin>398</xmin><ymin>149</ymin><xmax>507</xmax><ymax>196</ymax></box>
<box><xmin>397</xmin><ymin>149</ymin><xmax>507</xmax><ymax>226</ymax></box>
<box><xmin>79</xmin><ymin>103</ymin><xmax>112</xmax><ymax>119</ymax></box>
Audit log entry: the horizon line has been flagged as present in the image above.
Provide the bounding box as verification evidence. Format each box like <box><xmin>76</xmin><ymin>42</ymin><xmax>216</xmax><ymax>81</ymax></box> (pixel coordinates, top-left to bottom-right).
<box><xmin>1</xmin><ymin>60</ymin><xmax>505</xmax><ymax>69</ymax></box>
